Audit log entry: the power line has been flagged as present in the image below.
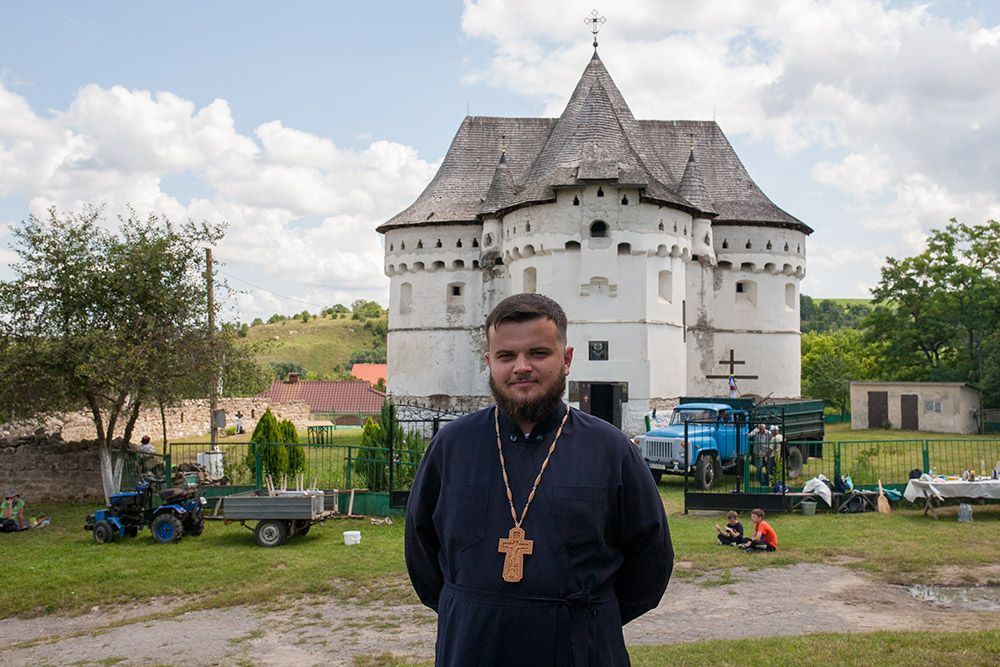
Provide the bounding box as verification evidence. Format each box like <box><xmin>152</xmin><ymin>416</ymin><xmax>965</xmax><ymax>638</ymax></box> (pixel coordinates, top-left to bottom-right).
<box><xmin>217</xmin><ymin>268</ymin><xmax>331</xmax><ymax>312</ymax></box>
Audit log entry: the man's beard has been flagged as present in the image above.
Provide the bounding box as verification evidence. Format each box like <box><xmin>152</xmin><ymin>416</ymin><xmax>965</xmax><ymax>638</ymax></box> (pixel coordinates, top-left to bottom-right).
<box><xmin>489</xmin><ymin>371</ymin><xmax>566</xmax><ymax>431</ymax></box>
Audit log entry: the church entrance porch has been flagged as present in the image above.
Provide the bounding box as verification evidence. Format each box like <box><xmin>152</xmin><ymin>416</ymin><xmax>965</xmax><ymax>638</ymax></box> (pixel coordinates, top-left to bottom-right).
<box><xmin>571</xmin><ymin>381</ymin><xmax>628</xmax><ymax>429</ymax></box>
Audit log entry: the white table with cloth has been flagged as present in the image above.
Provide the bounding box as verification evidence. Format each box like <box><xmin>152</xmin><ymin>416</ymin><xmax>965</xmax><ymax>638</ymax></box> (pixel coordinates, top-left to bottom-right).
<box><xmin>903</xmin><ymin>478</ymin><xmax>1000</xmax><ymax>518</ymax></box>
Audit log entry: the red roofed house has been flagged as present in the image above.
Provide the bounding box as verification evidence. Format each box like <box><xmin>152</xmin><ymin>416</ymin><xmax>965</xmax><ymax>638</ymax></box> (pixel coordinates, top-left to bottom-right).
<box><xmin>258</xmin><ymin>374</ymin><xmax>385</xmax><ymax>426</ymax></box>
<box><xmin>350</xmin><ymin>363</ymin><xmax>388</xmax><ymax>389</ymax></box>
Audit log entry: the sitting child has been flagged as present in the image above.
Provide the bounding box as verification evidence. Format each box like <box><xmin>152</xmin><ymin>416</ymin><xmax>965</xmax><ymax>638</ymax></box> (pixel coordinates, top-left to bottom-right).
<box><xmin>715</xmin><ymin>510</ymin><xmax>744</xmax><ymax>545</ymax></box>
<box><xmin>739</xmin><ymin>508</ymin><xmax>778</xmax><ymax>552</ymax></box>
<box><xmin>1</xmin><ymin>491</ymin><xmax>28</xmax><ymax>531</ymax></box>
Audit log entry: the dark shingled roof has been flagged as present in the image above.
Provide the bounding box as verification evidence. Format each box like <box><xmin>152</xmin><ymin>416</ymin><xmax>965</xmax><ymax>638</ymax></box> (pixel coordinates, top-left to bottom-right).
<box><xmin>378</xmin><ymin>52</ymin><xmax>808</xmax><ymax>234</ymax></box>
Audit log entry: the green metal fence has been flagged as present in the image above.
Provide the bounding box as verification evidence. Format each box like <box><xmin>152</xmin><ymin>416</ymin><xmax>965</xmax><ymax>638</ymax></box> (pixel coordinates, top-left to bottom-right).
<box><xmin>792</xmin><ymin>438</ymin><xmax>1000</xmax><ymax>492</ymax></box>
<box><xmin>166</xmin><ymin>441</ymin><xmax>425</xmax><ymax>496</ymax></box>
<box><xmin>110</xmin><ymin>450</ymin><xmax>166</xmax><ymax>493</ymax></box>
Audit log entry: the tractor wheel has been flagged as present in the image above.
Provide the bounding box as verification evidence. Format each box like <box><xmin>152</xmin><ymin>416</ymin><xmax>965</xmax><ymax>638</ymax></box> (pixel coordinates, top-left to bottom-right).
<box><xmin>255</xmin><ymin>520</ymin><xmax>288</xmax><ymax>547</ymax></box>
<box><xmin>695</xmin><ymin>454</ymin><xmax>720</xmax><ymax>491</ymax></box>
<box><xmin>786</xmin><ymin>446</ymin><xmax>804</xmax><ymax>479</ymax></box>
<box><xmin>151</xmin><ymin>514</ymin><xmax>184</xmax><ymax>544</ymax></box>
<box><xmin>93</xmin><ymin>520</ymin><xmax>116</xmax><ymax>544</ymax></box>
<box><xmin>186</xmin><ymin>519</ymin><xmax>205</xmax><ymax>537</ymax></box>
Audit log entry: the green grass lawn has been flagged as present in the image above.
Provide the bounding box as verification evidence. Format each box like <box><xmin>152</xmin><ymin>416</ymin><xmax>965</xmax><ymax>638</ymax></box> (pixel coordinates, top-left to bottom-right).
<box><xmin>5</xmin><ymin>477</ymin><xmax>999</xmax><ymax>619</ymax></box>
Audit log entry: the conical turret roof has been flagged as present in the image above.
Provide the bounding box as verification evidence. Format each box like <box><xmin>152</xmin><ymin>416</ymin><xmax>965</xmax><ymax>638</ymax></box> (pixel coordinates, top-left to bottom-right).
<box><xmin>679</xmin><ymin>148</ymin><xmax>717</xmax><ymax>216</ymax></box>
<box><xmin>513</xmin><ymin>52</ymin><xmax>688</xmax><ymax>208</ymax></box>
<box><xmin>479</xmin><ymin>151</ymin><xmax>518</xmax><ymax>215</ymax></box>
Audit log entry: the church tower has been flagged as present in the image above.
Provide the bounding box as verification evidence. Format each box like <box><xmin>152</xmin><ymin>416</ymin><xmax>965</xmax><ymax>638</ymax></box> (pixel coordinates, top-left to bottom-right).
<box><xmin>379</xmin><ymin>50</ymin><xmax>810</xmax><ymax>431</ymax></box>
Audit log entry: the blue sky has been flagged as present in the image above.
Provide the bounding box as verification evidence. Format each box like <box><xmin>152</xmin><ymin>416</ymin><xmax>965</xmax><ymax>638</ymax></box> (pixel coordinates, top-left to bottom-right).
<box><xmin>2</xmin><ymin>1</ymin><xmax>998</xmax><ymax>320</ymax></box>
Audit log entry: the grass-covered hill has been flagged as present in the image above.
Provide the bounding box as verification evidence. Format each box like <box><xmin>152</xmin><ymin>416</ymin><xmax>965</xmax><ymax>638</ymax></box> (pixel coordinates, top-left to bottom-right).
<box><xmin>240</xmin><ymin>311</ymin><xmax>386</xmax><ymax>380</ymax></box>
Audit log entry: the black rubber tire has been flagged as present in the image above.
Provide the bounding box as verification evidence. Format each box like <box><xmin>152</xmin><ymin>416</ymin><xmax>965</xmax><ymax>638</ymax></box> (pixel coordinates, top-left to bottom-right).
<box><xmin>93</xmin><ymin>520</ymin><xmax>116</xmax><ymax>543</ymax></box>
<box><xmin>695</xmin><ymin>454</ymin><xmax>720</xmax><ymax>491</ymax></box>
<box><xmin>255</xmin><ymin>520</ymin><xmax>288</xmax><ymax>547</ymax></box>
<box><xmin>186</xmin><ymin>519</ymin><xmax>205</xmax><ymax>537</ymax></box>
<box><xmin>786</xmin><ymin>446</ymin><xmax>804</xmax><ymax>479</ymax></box>
<box><xmin>151</xmin><ymin>514</ymin><xmax>184</xmax><ymax>544</ymax></box>
<box><xmin>292</xmin><ymin>520</ymin><xmax>311</xmax><ymax>537</ymax></box>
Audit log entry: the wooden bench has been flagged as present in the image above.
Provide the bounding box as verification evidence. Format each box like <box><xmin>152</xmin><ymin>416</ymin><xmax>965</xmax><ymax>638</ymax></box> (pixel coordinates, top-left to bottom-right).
<box><xmin>786</xmin><ymin>490</ymin><xmax>880</xmax><ymax>512</ymax></box>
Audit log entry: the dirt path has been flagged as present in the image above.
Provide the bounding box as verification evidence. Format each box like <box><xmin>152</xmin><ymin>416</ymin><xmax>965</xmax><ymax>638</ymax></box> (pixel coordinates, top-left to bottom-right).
<box><xmin>3</xmin><ymin>564</ymin><xmax>997</xmax><ymax>666</ymax></box>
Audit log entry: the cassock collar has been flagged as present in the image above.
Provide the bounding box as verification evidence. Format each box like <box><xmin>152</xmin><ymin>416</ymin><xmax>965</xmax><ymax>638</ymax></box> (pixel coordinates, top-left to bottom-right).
<box><xmin>495</xmin><ymin>401</ymin><xmax>569</xmax><ymax>444</ymax></box>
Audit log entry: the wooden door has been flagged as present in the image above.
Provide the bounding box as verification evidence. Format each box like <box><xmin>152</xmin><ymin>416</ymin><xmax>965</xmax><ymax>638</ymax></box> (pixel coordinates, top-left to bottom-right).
<box><xmin>900</xmin><ymin>394</ymin><xmax>919</xmax><ymax>431</ymax></box>
<box><xmin>868</xmin><ymin>391</ymin><xmax>888</xmax><ymax>429</ymax></box>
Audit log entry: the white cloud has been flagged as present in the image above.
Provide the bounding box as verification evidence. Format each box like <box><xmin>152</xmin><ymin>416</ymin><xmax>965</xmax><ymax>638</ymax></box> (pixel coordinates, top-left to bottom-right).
<box><xmin>461</xmin><ymin>0</ymin><xmax>1000</xmax><ymax>296</ymax></box>
<box><xmin>0</xmin><ymin>80</ymin><xmax>437</xmax><ymax>319</ymax></box>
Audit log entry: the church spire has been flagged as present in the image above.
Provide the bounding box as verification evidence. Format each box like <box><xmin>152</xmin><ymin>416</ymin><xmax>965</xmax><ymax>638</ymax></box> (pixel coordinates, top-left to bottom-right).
<box><xmin>679</xmin><ymin>147</ymin><xmax>717</xmax><ymax>216</ymax></box>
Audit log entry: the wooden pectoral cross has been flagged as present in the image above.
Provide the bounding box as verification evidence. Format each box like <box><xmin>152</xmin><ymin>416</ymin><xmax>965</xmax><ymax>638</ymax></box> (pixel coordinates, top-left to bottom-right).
<box><xmin>498</xmin><ymin>526</ymin><xmax>533</xmax><ymax>583</ymax></box>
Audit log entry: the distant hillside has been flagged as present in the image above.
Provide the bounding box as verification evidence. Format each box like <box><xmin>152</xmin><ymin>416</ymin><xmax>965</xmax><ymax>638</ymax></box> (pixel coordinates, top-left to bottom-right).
<box><xmin>241</xmin><ymin>315</ymin><xmax>386</xmax><ymax>380</ymax></box>
<box><xmin>800</xmin><ymin>295</ymin><xmax>873</xmax><ymax>334</ymax></box>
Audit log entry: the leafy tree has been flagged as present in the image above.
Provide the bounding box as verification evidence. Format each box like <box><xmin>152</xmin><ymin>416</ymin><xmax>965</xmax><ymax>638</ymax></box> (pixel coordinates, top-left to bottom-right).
<box><xmin>270</xmin><ymin>361</ymin><xmax>307</xmax><ymax>380</ymax></box>
<box><xmin>801</xmin><ymin>330</ymin><xmax>877</xmax><ymax>414</ymax></box>
<box><xmin>351</xmin><ymin>299</ymin><xmax>385</xmax><ymax>320</ymax></box>
<box><xmin>251</xmin><ymin>318</ymin><xmax>264</xmax><ymax>327</ymax></box>
<box><xmin>865</xmin><ymin>219</ymin><xmax>1000</xmax><ymax>403</ymax></box>
<box><xmin>324</xmin><ymin>304</ymin><xmax>349</xmax><ymax>318</ymax></box>
<box><xmin>247</xmin><ymin>408</ymin><xmax>288</xmax><ymax>481</ymax></box>
<box><xmin>0</xmin><ymin>207</ymin><xmax>225</xmax><ymax>500</ymax></box>
<box><xmin>353</xmin><ymin>399</ymin><xmax>426</xmax><ymax>491</ymax></box>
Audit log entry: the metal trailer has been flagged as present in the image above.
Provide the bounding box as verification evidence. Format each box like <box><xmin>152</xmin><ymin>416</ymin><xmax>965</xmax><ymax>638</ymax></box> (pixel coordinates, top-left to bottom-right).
<box><xmin>221</xmin><ymin>490</ymin><xmax>339</xmax><ymax>547</ymax></box>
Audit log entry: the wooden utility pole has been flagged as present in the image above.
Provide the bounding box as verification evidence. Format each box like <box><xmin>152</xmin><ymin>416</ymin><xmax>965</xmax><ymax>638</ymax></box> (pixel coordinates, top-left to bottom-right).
<box><xmin>207</xmin><ymin>248</ymin><xmax>218</xmax><ymax>449</ymax></box>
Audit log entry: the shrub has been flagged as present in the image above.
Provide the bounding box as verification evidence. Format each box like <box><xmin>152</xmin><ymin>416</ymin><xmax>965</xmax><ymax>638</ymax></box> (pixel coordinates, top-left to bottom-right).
<box><xmin>247</xmin><ymin>409</ymin><xmax>288</xmax><ymax>482</ymax></box>
<box><xmin>347</xmin><ymin>401</ymin><xmax>427</xmax><ymax>491</ymax></box>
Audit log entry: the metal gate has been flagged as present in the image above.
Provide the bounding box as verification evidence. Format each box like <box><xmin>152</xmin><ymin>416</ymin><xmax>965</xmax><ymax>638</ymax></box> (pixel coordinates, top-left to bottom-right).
<box><xmin>387</xmin><ymin>403</ymin><xmax>464</xmax><ymax>508</ymax></box>
<box><xmin>683</xmin><ymin>406</ymin><xmax>790</xmax><ymax>513</ymax></box>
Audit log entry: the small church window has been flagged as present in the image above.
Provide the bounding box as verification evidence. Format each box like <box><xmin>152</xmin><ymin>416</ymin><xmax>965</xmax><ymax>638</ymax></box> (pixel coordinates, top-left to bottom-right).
<box><xmin>590</xmin><ymin>221</ymin><xmax>608</xmax><ymax>238</ymax></box>
<box><xmin>722</xmin><ymin>239</ymin><xmax>729</xmax><ymax>249</ymax></box>
<box><xmin>417</xmin><ymin>240</ymin><xmax>424</xmax><ymax>249</ymax></box>
<box><xmin>523</xmin><ymin>267</ymin><xmax>537</xmax><ymax>293</ymax></box>
<box><xmin>513</xmin><ymin>226</ymin><xmax>516</xmax><ymax>234</ymax></box>
<box><xmin>784</xmin><ymin>242</ymin><xmax>789</xmax><ymax>252</ymax></box>
<box><xmin>526</xmin><ymin>222</ymin><xmax>531</xmax><ymax>232</ymax></box>
<box><xmin>400</xmin><ymin>241</ymin><xmax>405</xmax><ymax>250</ymax></box>
<box><xmin>736</xmin><ymin>282</ymin><xmax>745</xmax><ymax>293</ymax></box>
<box><xmin>797</xmin><ymin>244</ymin><xmax>801</xmax><ymax>253</ymax></box>
<box><xmin>588</xmin><ymin>341</ymin><xmax>609</xmax><ymax>361</ymax></box>
<box><xmin>745</xmin><ymin>240</ymin><xmax>752</xmax><ymax>249</ymax></box>
<box><xmin>573</xmin><ymin>195</ymin><xmax>580</xmax><ymax>206</ymax></box>
<box><xmin>400</xmin><ymin>282</ymin><xmax>413</xmax><ymax>314</ymax></box>
<box><xmin>565</xmin><ymin>241</ymin><xmax>581</xmax><ymax>251</ymax></box>
<box><xmin>389</xmin><ymin>243</ymin><xmax>394</xmax><ymax>251</ymax></box>
<box><xmin>683</xmin><ymin>226</ymin><xmax>687</xmax><ymax>235</ymax></box>
<box><xmin>451</xmin><ymin>285</ymin><xmax>462</xmax><ymax>297</ymax></box>
<box><xmin>736</xmin><ymin>279</ymin><xmax>757</xmax><ymax>307</ymax></box>
<box><xmin>766</xmin><ymin>241</ymin><xmax>772</xmax><ymax>250</ymax></box>
<box><xmin>673</xmin><ymin>222</ymin><xmax>678</xmax><ymax>232</ymax></box>
<box><xmin>785</xmin><ymin>282</ymin><xmax>796</xmax><ymax>310</ymax></box>
<box><xmin>658</xmin><ymin>270</ymin><xmax>672</xmax><ymax>302</ymax></box>
<box><xmin>435</xmin><ymin>239</ymin><xmax>442</xmax><ymax>248</ymax></box>
<box><xmin>658</xmin><ymin>221</ymin><xmax>664</xmax><ymax>231</ymax></box>
<box><xmin>617</xmin><ymin>242</ymin><xmax>631</xmax><ymax>255</ymax></box>
<box><xmin>472</xmin><ymin>238</ymin><xmax>479</xmax><ymax>248</ymax></box>
<box><xmin>456</xmin><ymin>239</ymin><xmax>463</xmax><ymax>248</ymax></box>
<box><xmin>447</xmin><ymin>282</ymin><xmax>465</xmax><ymax>313</ymax></box>
<box><xmin>621</xmin><ymin>194</ymin><xmax>629</xmax><ymax>205</ymax></box>
<box><xmin>597</xmin><ymin>187</ymin><xmax>604</xmax><ymax>197</ymax></box>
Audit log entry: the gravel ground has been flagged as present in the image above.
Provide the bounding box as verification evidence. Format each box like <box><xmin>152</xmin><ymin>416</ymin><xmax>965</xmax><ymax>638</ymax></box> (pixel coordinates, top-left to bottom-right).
<box><xmin>2</xmin><ymin>563</ymin><xmax>998</xmax><ymax>666</ymax></box>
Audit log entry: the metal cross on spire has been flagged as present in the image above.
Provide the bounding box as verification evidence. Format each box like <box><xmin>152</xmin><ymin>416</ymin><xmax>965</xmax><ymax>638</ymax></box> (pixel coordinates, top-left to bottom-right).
<box><xmin>584</xmin><ymin>9</ymin><xmax>606</xmax><ymax>50</ymax></box>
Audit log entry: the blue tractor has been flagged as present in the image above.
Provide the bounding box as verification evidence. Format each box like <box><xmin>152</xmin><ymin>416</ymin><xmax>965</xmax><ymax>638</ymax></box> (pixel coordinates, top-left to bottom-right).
<box><xmin>85</xmin><ymin>475</ymin><xmax>206</xmax><ymax>544</ymax></box>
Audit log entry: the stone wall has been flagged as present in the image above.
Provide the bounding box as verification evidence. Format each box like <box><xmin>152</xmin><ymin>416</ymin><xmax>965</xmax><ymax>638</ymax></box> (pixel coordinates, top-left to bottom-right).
<box><xmin>50</xmin><ymin>398</ymin><xmax>312</xmax><ymax>443</ymax></box>
<box><xmin>0</xmin><ymin>432</ymin><xmax>105</xmax><ymax>501</ymax></box>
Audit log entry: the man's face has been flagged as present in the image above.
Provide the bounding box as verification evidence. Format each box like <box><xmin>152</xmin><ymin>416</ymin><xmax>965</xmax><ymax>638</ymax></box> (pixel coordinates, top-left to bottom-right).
<box><xmin>486</xmin><ymin>317</ymin><xmax>573</xmax><ymax>425</ymax></box>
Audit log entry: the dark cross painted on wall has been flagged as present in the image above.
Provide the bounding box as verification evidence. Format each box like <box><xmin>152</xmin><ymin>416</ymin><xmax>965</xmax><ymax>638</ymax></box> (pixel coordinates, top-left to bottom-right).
<box><xmin>705</xmin><ymin>349</ymin><xmax>759</xmax><ymax>380</ymax></box>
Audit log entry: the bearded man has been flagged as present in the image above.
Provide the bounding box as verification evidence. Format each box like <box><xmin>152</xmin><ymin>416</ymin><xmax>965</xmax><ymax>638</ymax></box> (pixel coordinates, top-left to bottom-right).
<box><xmin>405</xmin><ymin>293</ymin><xmax>672</xmax><ymax>666</ymax></box>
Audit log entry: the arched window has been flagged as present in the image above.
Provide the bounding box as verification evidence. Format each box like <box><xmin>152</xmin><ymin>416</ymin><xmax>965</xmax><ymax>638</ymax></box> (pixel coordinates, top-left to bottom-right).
<box><xmin>565</xmin><ymin>240</ymin><xmax>581</xmax><ymax>251</ymax></box>
<box><xmin>658</xmin><ymin>270</ymin><xmax>672</xmax><ymax>302</ymax></box>
<box><xmin>400</xmin><ymin>282</ymin><xmax>413</xmax><ymax>314</ymax></box>
<box><xmin>590</xmin><ymin>221</ymin><xmax>608</xmax><ymax>238</ymax></box>
<box><xmin>785</xmin><ymin>283</ymin><xmax>797</xmax><ymax>310</ymax></box>
<box><xmin>735</xmin><ymin>279</ymin><xmax>757</xmax><ymax>307</ymax></box>
<box><xmin>617</xmin><ymin>242</ymin><xmax>631</xmax><ymax>255</ymax></box>
<box><xmin>523</xmin><ymin>267</ymin><xmax>537</xmax><ymax>293</ymax></box>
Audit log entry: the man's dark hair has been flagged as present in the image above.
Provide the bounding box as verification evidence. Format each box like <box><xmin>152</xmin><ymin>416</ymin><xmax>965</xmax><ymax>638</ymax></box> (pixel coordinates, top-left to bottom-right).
<box><xmin>485</xmin><ymin>293</ymin><xmax>567</xmax><ymax>344</ymax></box>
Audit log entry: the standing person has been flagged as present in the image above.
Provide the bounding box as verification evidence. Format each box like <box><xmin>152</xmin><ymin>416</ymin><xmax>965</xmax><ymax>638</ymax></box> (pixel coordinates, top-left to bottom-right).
<box><xmin>749</xmin><ymin>424</ymin><xmax>772</xmax><ymax>485</ymax></box>
<box><xmin>1</xmin><ymin>491</ymin><xmax>28</xmax><ymax>531</ymax></box>
<box><xmin>235</xmin><ymin>411</ymin><xmax>244</xmax><ymax>435</ymax></box>
<box><xmin>405</xmin><ymin>293</ymin><xmax>673</xmax><ymax>666</ymax></box>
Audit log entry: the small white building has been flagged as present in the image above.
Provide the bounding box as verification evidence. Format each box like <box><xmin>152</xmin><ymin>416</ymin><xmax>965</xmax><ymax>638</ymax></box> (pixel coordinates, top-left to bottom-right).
<box><xmin>379</xmin><ymin>51</ymin><xmax>811</xmax><ymax>433</ymax></box>
<box><xmin>850</xmin><ymin>381</ymin><xmax>982</xmax><ymax>435</ymax></box>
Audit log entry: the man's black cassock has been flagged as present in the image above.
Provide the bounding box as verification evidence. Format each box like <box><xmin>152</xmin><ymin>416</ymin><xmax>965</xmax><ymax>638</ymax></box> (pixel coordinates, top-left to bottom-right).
<box><xmin>405</xmin><ymin>404</ymin><xmax>673</xmax><ymax>666</ymax></box>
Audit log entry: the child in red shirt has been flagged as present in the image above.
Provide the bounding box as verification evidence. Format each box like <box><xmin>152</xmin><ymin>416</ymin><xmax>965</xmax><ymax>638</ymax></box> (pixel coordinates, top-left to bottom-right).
<box><xmin>739</xmin><ymin>508</ymin><xmax>777</xmax><ymax>552</ymax></box>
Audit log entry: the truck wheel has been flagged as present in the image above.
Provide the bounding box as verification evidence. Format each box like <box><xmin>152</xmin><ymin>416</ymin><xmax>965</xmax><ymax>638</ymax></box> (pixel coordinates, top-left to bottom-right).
<box><xmin>786</xmin><ymin>446</ymin><xmax>804</xmax><ymax>479</ymax></box>
<box><xmin>151</xmin><ymin>514</ymin><xmax>184</xmax><ymax>544</ymax></box>
<box><xmin>255</xmin><ymin>520</ymin><xmax>288</xmax><ymax>547</ymax></box>
<box><xmin>695</xmin><ymin>454</ymin><xmax>720</xmax><ymax>490</ymax></box>
<box><xmin>93</xmin><ymin>520</ymin><xmax>116</xmax><ymax>543</ymax></box>
<box><xmin>186</xmin><ymin>518</ymin><xmax>205</xmax><ymax>537</ymax></box>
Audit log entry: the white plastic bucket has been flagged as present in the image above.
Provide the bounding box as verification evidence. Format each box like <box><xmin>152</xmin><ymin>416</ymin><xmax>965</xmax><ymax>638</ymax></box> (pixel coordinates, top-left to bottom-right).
<box><xmin>343</xmin><ymin>530</ymin><xmax>362</xmax><ymax>545</ymax></box>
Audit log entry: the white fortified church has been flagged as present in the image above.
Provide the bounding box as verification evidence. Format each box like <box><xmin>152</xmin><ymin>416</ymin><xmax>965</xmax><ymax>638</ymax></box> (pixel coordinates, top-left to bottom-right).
<box><xmin>379</xmin><ymin>36</ymin><xmax>811</xmax><ymax>434</ymax></box>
